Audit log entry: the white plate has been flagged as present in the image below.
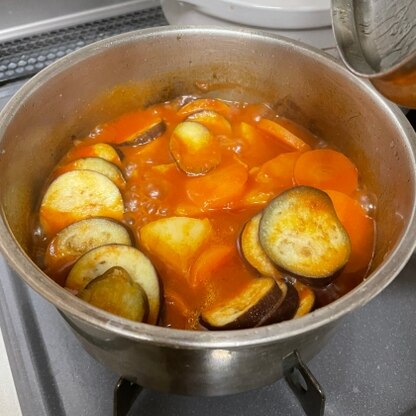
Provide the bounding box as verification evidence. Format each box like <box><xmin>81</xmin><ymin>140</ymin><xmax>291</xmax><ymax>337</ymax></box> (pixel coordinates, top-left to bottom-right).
<box><xmin>171</xmin><ymin>0</ymin><xmax>331</xmax><ymax>29</ymax></box>
<box><xmin>161</xmin><ymin>1</ymin><xmax>336</xmax><ymax>50</ymax></box>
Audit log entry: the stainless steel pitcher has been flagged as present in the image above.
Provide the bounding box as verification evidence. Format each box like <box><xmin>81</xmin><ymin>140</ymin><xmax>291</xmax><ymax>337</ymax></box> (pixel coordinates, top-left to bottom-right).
<box><xmin>332</xmin><ymin>0</ymin><xmax>416</xmax><ymax>108</ymax></box>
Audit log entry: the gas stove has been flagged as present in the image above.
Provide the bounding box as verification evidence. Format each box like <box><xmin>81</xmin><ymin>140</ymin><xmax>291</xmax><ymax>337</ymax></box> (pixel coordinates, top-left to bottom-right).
<box><xmin>1</xmin><ymin>2</ymin><xmax>416</xmax><ymax>415</ymax></box>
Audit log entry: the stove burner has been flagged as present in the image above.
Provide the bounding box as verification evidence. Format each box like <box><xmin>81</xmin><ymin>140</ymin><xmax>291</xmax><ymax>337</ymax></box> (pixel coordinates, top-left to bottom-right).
<box><xmin>283</xmin><ymin>350</ymin><xmax>325</xmax><ymax>416</ymax></box>
<box><xmin>114</xmin><ymin>378</ymin><xmax>143</xmax><ymax>416</ymax></box>
<box><xmin>113</xmin><ymin>350</ymin><xmax>325</xmax><ymax>416</ymax></box>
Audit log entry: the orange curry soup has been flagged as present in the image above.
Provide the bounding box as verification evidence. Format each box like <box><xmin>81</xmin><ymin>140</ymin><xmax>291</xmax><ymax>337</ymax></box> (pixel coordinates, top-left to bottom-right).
<box><xmin>32</xmin><ymin>96</ymin><xmax>376</xmax><ymax>330</ymax></box>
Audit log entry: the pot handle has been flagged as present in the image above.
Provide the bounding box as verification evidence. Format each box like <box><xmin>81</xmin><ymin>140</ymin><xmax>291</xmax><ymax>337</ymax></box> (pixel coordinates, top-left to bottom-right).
<box><xmin>283</xmin><ymin>350</ymin><xmax>326</xmax><ymax>416</ymax></box>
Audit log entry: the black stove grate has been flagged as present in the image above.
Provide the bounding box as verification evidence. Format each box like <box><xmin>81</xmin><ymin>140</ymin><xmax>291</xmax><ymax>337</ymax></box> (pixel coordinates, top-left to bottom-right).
<box><xmin>0</xmin><ymin>6</ymin><xmax>168</xmax><ymax>85</ymax></box>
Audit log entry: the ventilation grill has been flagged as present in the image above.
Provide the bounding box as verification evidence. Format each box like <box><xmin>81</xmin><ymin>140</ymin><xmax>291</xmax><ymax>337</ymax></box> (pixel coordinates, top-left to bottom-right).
<box><xmin>0</xmin><ymin>6</ymin><xmax>168</xmax><ymax>84</ymax></box>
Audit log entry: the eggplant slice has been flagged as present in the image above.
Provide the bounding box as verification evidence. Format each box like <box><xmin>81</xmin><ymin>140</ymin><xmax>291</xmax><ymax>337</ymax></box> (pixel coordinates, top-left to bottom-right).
<box><xmin>293</xmin><ymin>281</ymin><xmax>315</xmax><ymax>318</ymax></box>
<box><xmin>66</xmin><ymin>244</ymin><xmax>160</xmax><ymax>324</ymax></box>
<box><xmin>169</xmin><ymin>121</ymin><xmax>222</xmax><ymax>175</ymax></box>
<box><xmin>257</xmin><ymin>279</ymin><xmax>299</xmax><ymax>326</ymax></box>
<box><xmin>44</xmin><ymin>217</ymin><xmax>133</xmax><ymax>271</ymax></box>
<box><xmin>78</xmin><ymin>266</ymin><xmax>149</xmax><ymax>322</ymax></box>
<box><xmin>67</xmin><ymin>142</ymin><xmax>122</xmax><ymax>166</ymax></box>
<box><xmin>118</xmin><ymin>120</ymin><xmax>166</xmax><ymax>147</ymax></box>
<box><xmin>259</xmin><ymin>186</ymin><xmax>351</xmax><ymax>279</ymax></box>
<box><xmin>40</xmin><ymin>170</ymin><xmax>125</xmax><ymax>236</ymax></box>
<box><xmin>240</xmin><ymin>212</ymin><xmax>279</xmax><ymax>278</ymax></box>
<box><xmin>177</xmin><ymin>98</ymin><xmax>231</xmax><ymax>117</ymax></box>
<box><xmin>200</xmin><ymin>277</ymin><xmax>283</xmax><ymax>330</ymax></box>
<box><xmin>58</xmin><ymin>157</ymin><xmax>126</xmax><ymax>188</ymax></box>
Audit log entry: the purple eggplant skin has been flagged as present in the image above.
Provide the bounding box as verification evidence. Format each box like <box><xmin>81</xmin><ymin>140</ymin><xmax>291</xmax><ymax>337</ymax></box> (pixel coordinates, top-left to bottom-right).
<box><xmin>117</xmin><ymin>121</ymin><xmax>166</xmax><ymax>147</ymax></box>
<box><xmin>256</xmin><ymin>281</ymin><xmax>299</xmax><ymax>327</ymax></box>
<box><xmin>200</xmin><ymin>277</ymin><xmax>284</xmax><ymax>330</ymax></box>
<box><xmin>296</xmin><ymin>266</ymin><xmax>344</xmax><ymax>287</ymax></box>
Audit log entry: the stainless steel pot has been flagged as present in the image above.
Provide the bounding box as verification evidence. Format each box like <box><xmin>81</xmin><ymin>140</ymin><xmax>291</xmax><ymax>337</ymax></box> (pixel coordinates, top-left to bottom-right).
<box><xmin>1</xmin><ymin>26</ymin><xmax>416</xmax><ymax>396</ymax></box>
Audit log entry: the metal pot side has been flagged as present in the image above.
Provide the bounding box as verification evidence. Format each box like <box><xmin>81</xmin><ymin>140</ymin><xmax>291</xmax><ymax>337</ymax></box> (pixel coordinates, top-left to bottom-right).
<box><xmin>0</xmin><ymin>27</ymin><xmax>416</xmax><ymax>395</ymax></box>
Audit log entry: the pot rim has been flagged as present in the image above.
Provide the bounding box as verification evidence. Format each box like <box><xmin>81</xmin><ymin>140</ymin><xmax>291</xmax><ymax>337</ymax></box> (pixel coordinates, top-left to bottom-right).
<box><xmin>1</xmin><ymin>26</ymin><xmax>416</xmax><ymax>349</ymax></box>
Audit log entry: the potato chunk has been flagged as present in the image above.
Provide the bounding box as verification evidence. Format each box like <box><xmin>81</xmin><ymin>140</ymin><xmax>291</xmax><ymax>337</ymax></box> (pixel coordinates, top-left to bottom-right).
<box><xmin>140</xmin><ymin>216</ymin><xmax>212</xmax><ymax>274</ymax></box>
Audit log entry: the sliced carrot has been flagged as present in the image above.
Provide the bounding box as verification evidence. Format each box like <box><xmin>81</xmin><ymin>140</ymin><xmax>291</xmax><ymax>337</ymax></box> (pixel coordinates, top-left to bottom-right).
<box><xmin>235</xmin><ymin>168</ymin><xmax>284</xmax><ymax>209</ymax></box>
<box><xmin>256</xmin><ymin>151</ymin><xmax>302</xmax><ymax>187</ymax></box>
<box><xmin>257</xmin><ymin>118</ymin><xmax>311</xmax><ymax>151</ymax></box>
<box><xmin>234</xmin><ymin>151</ymin><xmax>301</xmax><ymax>210</ymax></box>
<box><xmin>325</xmin><ymin>190</ymin><xmax>375</xmax><ymax>273</ymax></box>
<box><xmin>177</xmin><ymin>98</ymin><xmax>231</xmax><ymax>117</ymax></box>
<box><xmin>185</xmin><ymin>159</ymin><xmax>249</xmax><ymax>210</ymax></box>
<box><xmin>189</xmin><ymin>245</ymin><xmax>234</xmax><ymax>288</ymax></box>
<box><xmin>271</xmin><ymin>117</ymin><xmax>318</xmax><ymax>146</ymax></box>
<box><xmin>234</xmin><ymin>122</ymin><xmax>284</xmax><ymax>168</ymax></box>
<box><xmin>294</xmin><ymin>149</ymin><xmax>358</xmax><ymax>195</ymax></box>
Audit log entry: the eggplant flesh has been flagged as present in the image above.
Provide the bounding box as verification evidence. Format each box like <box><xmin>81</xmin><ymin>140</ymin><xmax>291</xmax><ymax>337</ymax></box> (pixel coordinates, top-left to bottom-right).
<box><xmin>293</xmin><ymin>282</ymin><xmax>315</xmax><ymax>318</ymax></box>
<box><xmin>259</xmin><ymin>186</ymin><xmax>351</xmax><ymax>279</ymax></box>
<box><xmin>44</xmin><ymin>217</ymin><xmax>132</xmax><ymax>269</ymax></box>
<box><xmin>39</xmin><ymin>170</ymin><xmax>125</xmax><ymax>236</ymax></box>
<box><xmin>78</xmin><ymin>266</ymin><xmax>149</xmax><ymax>322</ymax></box>
<box><xmin>66</xmin><ymin>244</ymin><xmax>160</xmax><ymax>324</ymax></box>
<box><xmin>240</xmin><ymin>212</ymin><xmax>278</xmax><ymax>278</ymax></box>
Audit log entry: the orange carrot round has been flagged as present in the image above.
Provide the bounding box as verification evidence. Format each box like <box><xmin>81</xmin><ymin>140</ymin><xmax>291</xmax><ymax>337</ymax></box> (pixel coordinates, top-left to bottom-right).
<box><xmin>256</xmin><ymin>151</ymin><xmax>303</xmax><ymax>187</ymax></box>
<box><xmin>257</xmin><ymin>118</ymin><xmax>311</xmax><ymax>151</ymax></box>
<box><xmin>185</xmin><ymin>159</ymin><xmax>248</xmax><ymax>210</ymax></box>
<box><xmin>326</xmin><ymin>190</ymin><xmax>375</xmax><ymax>273</ymax></box>
<box><xmin>190</xmin><ymin>245</ymin><xmax>234</xmax><ymax>288</ymax></box>
<box><xmin>294</xmin><ymin>149</ymin><xmax>358</xmax><ymax>195</ymax></box>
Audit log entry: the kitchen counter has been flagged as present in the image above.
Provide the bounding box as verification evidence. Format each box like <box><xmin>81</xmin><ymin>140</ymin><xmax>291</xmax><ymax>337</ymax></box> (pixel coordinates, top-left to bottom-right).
<box><xmin>0</xmin><ymin>324</ymin><xmax>21</xmax><ymax>416</ymax></box>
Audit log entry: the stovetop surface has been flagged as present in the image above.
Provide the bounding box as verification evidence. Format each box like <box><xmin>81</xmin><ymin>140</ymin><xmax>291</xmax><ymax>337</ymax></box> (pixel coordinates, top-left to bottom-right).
<box><xmin>1</xmin><ymin>2</ymin><xmax>416</xmax><ymax>415</ymax></box>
